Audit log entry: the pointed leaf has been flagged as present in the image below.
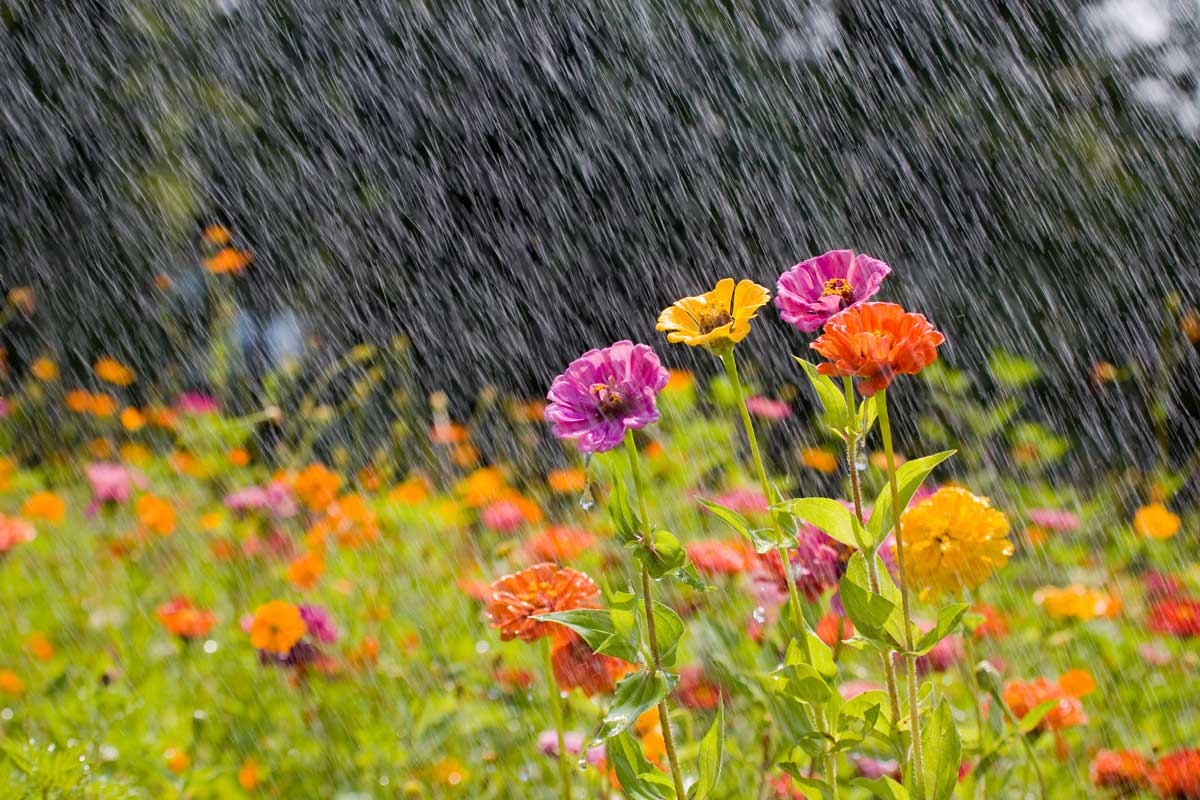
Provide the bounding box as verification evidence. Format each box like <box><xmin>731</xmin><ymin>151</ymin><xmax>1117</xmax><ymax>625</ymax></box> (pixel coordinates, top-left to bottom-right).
<box><xmin>598</xmin><ymin>669</ymin><xmax>676</xmax><ymax>741</ymax></box>
<box><xmin>689</xmin><ymin>700</ymin><xmax>724</xmax><ymax>800</ymax></box>
<box><xmin>1018</xmin><ymin>699</ymin><xmax>1060</xmax><ymax>734</ymax></box>
<box><xmin>795</xmin><ymin>357</ymin><xmax>848</xmax><ymax>431</ymax></box>
<box><xmin>534</xmin><ymin>608</ymin><xmax>640</xmax><ymax>663</ymax></box>
<box><xmin>851</xmin><ymin>777</ymin><xmax>910</xmax><ymax>800</ymax></box>
<box><xmin>699</xmin><ymin>497</ymin><xmax>787</xmax><ymax>553</ymax></box>
<box><xmin>652</xmin><ymin>602</ymin><xmax>686</xmax><ymax>667</ymax></box>
<box><xmin>608</xmin><ymin>732</ymin><xmax>675</xmax><ymax>800</ymax></box>
<box><xmin>921</xmin><ymin>699</ymin><xmax>962</xmax><ymax>800</ymax></box>
<box><xmin>914</xmin><ymin>604</ymin><xmax>969</xmax><ymax>656</ymax></box>
<box><xmin>867</xmin><ymin>450</ymin><xmax>957</xmax><ymax>540</ymax></box>
<box><xmin>773</xmin><ymin>497</ymin><xmax>867</xmax><ymax>549</ymax></box>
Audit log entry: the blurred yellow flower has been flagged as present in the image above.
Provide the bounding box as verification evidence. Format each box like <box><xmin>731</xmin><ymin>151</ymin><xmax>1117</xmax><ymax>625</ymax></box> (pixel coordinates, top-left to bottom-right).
<box><xmin>1034</xmin><ymin>584</ymin><xmax>1121</xmax><ymax>621</ymax></box>
<box><xmin>1134</xmin><ymin>503</ymin><xmax>1180</xmax><ymax>540</ymax></box>
<box><xmin>430</xmin><ymin>757</ymin><xmax>467</xmax><ymax>787</ymax></box>
<box><xmin>22</xmin><ymin>492</ymin><xmax>65</xmax><ymax>524</ymax></box>
<box><xmin>120</xmin><ymin>443</ymin><xmax>152</xmax><ymax>465</ymax></box>
<box><xmin>657</xmin><ymin>278</ymin><xmax>771</xmax><ymax>352</ymax></box>
<box><xmin>456</xmin><ymin>467</ymin><xmax>506</xmax><ymax>507</ymax></box>
<box><xmin>30</xmin><ymin>356</ymin><xmax>57</xmax><ymax>382</ymax></box>
<box><xmin>800</xmin><ymin>447</ymin><xmax>838</xmax><ymax>474</ymax></box>
<box><xmin>198</xmin><ymin>511</ymin><xmax>223</xmax><ymax>532</ymax></box>
<box><xmin>1181</xmin><ymin>309</ymin><xmax>1200</xmax><ymax>344</ymax></box>
<box><xmin>901</xmin><ymin>486</ymin><xmax>1012</xmax><ymax>597</ymax></box>
<box><xmin>389</xmin><ymin>476</ymin><xmax>430</xmax><ymax>506</ymax></box>
<box><xmin>94</xmin><ymin>357</ymin><xmax>135</xmax><ymax>386</ymax></box>
<box><xmin>89</xmin><ymin>393</ymin><xmax>117</xmax><ymax>418</ymax></box>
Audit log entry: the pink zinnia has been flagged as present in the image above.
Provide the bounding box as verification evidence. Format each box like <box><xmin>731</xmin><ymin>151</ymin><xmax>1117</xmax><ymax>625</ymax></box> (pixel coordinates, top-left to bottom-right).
<box><xmin>84</xmin><ymin>462</ymin><xmax>146</xmax><ymax>507</ymax></box>
<box><xmin>0</xmin><ymin>515</ymin><xmax>35</xmax><ymax>554</ymax></box>
<box><xmin>776</xmin><ymin>249</ymin><xmax>891</xmax><ymax>333</ymax></box>
<box><xmin>544</xmin><ymin>341</ymin><xmax>669</xmax><ymax>454</ymax></box>
<box><xmin>745</xmin><ymin>395</ymin><xmax>790</xmax><ymax>420</ymax></box>
<box><xmin>708</xmin><ymin>487</ymin><xmax>768</xmax><ymax>516</ymax></box>
<box><xmin>224</xmin><ymin>481</ymin><xmax>297</xmax><ymax>518</ymax></box>
<box><xmin>481</xmin><ymin>499</ymin><xmax>527</xmax><ymax>533</ymax></box>
<box><xmin>175</xmin><ymin>392</ymin><xmax>220</xmax><ymax>415</ymax></box>
<box><xmin>1027</xmin><ymin>508</ymin><xmax>1079</xmax><ymax>531</ymax></box>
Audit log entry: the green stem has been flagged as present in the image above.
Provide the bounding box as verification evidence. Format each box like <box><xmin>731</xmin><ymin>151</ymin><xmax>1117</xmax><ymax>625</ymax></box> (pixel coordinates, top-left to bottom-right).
<box><xmin>843</xmin><ymin>378</ymin><xmax>903</xmax><ymax>734</ymax></box>
<box><xmin>876</xmin><ymin>388</ymin><xmax>925</xmax><ymax>800</ymax></box>
<box><xmin>997</xmin><ymin>691</ymin><xmax>1048</xmax><ymax>800</ymax></box>
<box><xmin>723</xmin><ymin>350</ymin><xmax>836</xmax><ymax>795</ymax></box>
<box><xmin>624</xmin><ymin>432</ymin><xmax>687</xmax><ymax>800</ymax></box>
<box><xmin>543</xmin><ymin>637</ymin><xmax>572</xmax><ymax>800</ymax></box>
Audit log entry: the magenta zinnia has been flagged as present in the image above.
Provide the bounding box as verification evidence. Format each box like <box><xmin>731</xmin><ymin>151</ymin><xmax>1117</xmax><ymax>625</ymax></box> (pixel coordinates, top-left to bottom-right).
<box><xmin>776</xmin><ymin>249</ymin><xmax>891</xmax><ymax>333</ymax></box>
<box><xmin>544</xmin><ymin>340</ymin><xmax>669</xmax><ymax>453</ymax></box>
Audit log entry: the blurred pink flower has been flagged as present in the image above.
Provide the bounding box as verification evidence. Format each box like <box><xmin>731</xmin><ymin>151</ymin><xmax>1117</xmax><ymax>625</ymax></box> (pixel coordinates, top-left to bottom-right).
<box><xmin>481</xmin><ymin>500</ymin><xmax>527</xmax><ymax>533</ymax></box>
<box><xmin>84</xmin><ymin>462</ymin><xmax>146</xmax><ymax>508</ymax></box>
<box><xmin>1027</xmin><ymin>508</ymin><xmax>1079</xmax><ymax>531</ymax></box>
<box><xmin>708</xmin><ymin>487</ymin><xmax>767</xmax><ymax>516</ymax></box>
<box><xmin>537</xmin><ymin>731</ymin><xmax>605</xmax><ymax>766</ymax></box>
<box><xmin>745</xmin><ymin>396</ymin><xmax>790</xmax><ymax>420</ymax></box>
<box><xmin>225</xmin><ymin>481</ymin><xmax>297</xmax><ymax>518</ymax></box>
<box><xmin>175</xmin><ymin>392</ymin><xmax>220</xmax><ymax>415</ymax></box>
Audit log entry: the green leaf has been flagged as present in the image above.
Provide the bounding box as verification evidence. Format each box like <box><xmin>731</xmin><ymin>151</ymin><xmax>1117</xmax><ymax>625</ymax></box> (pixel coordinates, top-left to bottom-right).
<box><xmin>671</xmin><ymin>561</ymin><xmax>712</xmax><ymax>592</ymax></box>
<box><xmin>773</xmin><ymin>661</ymin><xmax>833</xmax><ymax>704</ymax></box>
<box><xmin>921</xmin><ymin>699</ymin><xmax>962</xmax><ymax>800</ymax></box>
<box><xmin>841</xmin><ymin>551</ymin><xmax>905</xmax><ymax>646</ymax></box>
<box><xmin>795</xmin><ymin>357</ymin><xmax>848</xmax><ymax>431</ymax></box>
<box><xmin>988</xmin><ymin>350</ymin><xmax>1040</xmax><ymax>389</ymax></box>
<box><xmin>866</xmin><ymin>450</ymin><xmax>957</xmax><ymax>541</ymax></box>
<box><xmin>698</xmin><ymin>497</ymin><xmax>787</xmax><ymax>553</ymax></box>
<box><xmin>608</xmin><ymin>732</ymin><xmax>675</xmax><ymax>800</ymax></box>
<box><xmin>859</xmin><ymin>395</ymin><xmax>879</xmax><ymax>436</ymax></box>
<box><xmin>773</xmin><ymin>497</ymin><xmax>867</xmax><ymax>549</ymax></box>
<box><xmin>608</xmin><ymin>475</ymin><xmax>643</xmax><ymax>546</ymax></box>
<box><xmin>689</xmin><ymin>700</ymin><xmax>724</xmax><ymax>800</ymax></box>
<box><xmin>914</xmin><ymin>604</ymin><xmax>970</xmax><ymax>656</ymax></box>
<box><xmin>838</xmin><ymin>690</ymin><xmax>891</xmax><ymax>740</ymax></box>
<box><xmin>534</xmin><ymin>608</ymin><xmax>640</xmax><ymax>663</ymax></box>
<box><xmin>1018</xmin><ymin>699</ymin><xmax>1060</xmax><ymax>734</ymax></box>
<box><xmin>598</xmin><ymin>670</ymin><xmax>676</xmax><ymax>741</ymax></box>
<box><xmin>851</xmin><ymin>777</ymin><xmax>910</xmax><ymax>800</ymax></box>
<box><xmin>652</xmin><ymin>602</ymin><xmax>686</xmax><ymax>668</ymax></box>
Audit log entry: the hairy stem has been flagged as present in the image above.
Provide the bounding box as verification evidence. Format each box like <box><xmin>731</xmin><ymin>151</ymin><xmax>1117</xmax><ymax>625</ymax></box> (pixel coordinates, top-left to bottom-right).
<box><xmin>543</xmin><ymin>636</ymin><xmax>572</xmax><ymax>800</ymax></box>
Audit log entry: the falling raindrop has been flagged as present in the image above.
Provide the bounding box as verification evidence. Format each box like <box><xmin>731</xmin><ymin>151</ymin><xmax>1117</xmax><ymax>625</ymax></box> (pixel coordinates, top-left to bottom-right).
<box><xmin>855</xmin><ymin>449</ymin><xmax>869</xmax><ymax>472</ymax></box>
<box><xmin>752</xmin><ymin>606</ymin><xmax>767</xmax><ymax>624</ymax></box>
<box><xmin>579</xmin><ymin>453</ymin><xmax>595</xmax><ymax>510</ymax></box>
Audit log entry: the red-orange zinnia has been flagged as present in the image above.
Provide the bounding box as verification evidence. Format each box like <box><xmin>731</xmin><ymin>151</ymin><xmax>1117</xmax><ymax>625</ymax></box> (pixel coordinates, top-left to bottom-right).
<box><xmin>810</xmin><ymin>302</ymin><xmax>944</xmax><ymax>396</ymax></box>
<box><xmin>550</xmin><ymin>631</ymin><xmax>634</xmax><ymax>696</ymax></box>
<box><xmin>485</xmin><ymin>562</ymin><xmax>599</xmax><ymax>642</ymax></box>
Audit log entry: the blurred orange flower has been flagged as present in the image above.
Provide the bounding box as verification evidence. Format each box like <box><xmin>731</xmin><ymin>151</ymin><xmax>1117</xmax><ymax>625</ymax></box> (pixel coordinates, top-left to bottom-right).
<box><xmin>287</xmin><ymin>550</ymin><xmax>326</xmax><ymax>590</ymax></box>
<box><xmin>1150</xmin><ymin>748</ymin><xmax>1200</xmax><ymax>799</ymax></box>
<box><xmin>485</xmin><ymin>563</ymin><xmax>599</xmax><ymax>642</ymax></box>
<box><xmin>30</xmin><ymin>356</ymin><xmax>57</xmax><ymax>382</ymax></box>
<box><xmin>227</xmin><ymin>448</ymin><xmax>251</xmax><ymax>467</ymax></box>
<box><xmin>1089</xmin><ymin>750</ymin><xmax>1149</xmax><ymax>791</ymax></box>
<box><xmin>1057</xmin><ymin>668</ymin><xmax>1096</xmax><ymax>698</ymax></box>
<box><xmin>800</xmin><ymin>447</ymin><xmax>838</xmax><ymax>474</ymax></box>
<box><xmin>237</xmin><ymin>757</ymin><xmax>261</xmax><ymax>790</ymax></box>
<box><xmin>22</xmin><ymin>492</ymin><xmax>65</xmax><ymax>524</ymax></box>
<box><xmin>137</xmin><ymin>494</ymin><xmax>176</xmax><ymax>536</ymax></box>
<box><xmin>156</xmin><ymin>597</ymin><xmax>217</xmax><ymax>640</ymax></box>
<box><xmin>202</xmin><ymin>224</ymin><xmax>231</xmax><ymax>245</ymax></box>
<box><xmin>1002</xmin><ymin>676</ymin><xmax>1086</xmax><ymax>732</ymax></box>
<box><xmin>292</xmin><ymin>463</ymin><xmax>342</xmax><ymax>511</ymax></box>
<box><xmin>523</xmin><ymin>526</ymin><xmax>596</xmax><ymax>563</ymax></box>
<box><xmin>547</xmin><ymin>468</ymin><xmax>586</xmax><ymax>494</ymax></box>
<box><xmin>551</xmin><ymin>632</ymin><xmax>634</xmax><ymax>696</ymax></box>
<box><xmin>1034</xmin><ymin>584</ymin><xmax>1121</xmax><ymax>621</ymax></box>
<box><xmin>25</xmin><ymin>634</ymin><xmax>54</xmax><ymax>662</ymax></box>
<box><xmin>457</xmin><ymin>467</ymin><xmax>506</xmax><ymax>507</ymax></box>
<box><xmin>249</xmin><ymin>601</ymin><xmax>306</xmax><ymax>654</ymax></box>
<box><xmin>307</xmin><ymin>494</ymin><xmax>378</xmax><ymax>549</ymax></box>
<box><xmin>164</xmin><ymin>747</ymin><xmax>189</xmax><ymax>774</ymax></box>
<box><xmin>120</xmin><ymin>407</ymin><xmax>145</xmax><ymax>431</ymax></box>
<box><xmin>94</xmin><ymin>357</ymin><xmax>135</xmax><ymax>386</ymax></box>
<box><xmin>205</xmin><ymin>247</ymin><xmax>252</xmax><ymax>275</ymax></box>
<box><xmin>0</xmin><ymin>669</ymin><xmax>24</xmax><ymax>696</ymax></box>
<box><xmin>0</xmin><ymin>515</ymin><xmax>36</xmax><ymax>554</ymax></box>
<box><xmin>389</xmin><ymin>475</ymin><xmax>431</xmax><ymax>505</ymax></box>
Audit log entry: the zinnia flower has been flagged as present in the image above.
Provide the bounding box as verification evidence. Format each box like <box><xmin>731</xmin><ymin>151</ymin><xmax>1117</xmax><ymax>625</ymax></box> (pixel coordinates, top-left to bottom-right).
<box><xmin>775</xmin><ymin>249</ymin><xmax>891</xmax><ymax>332</ymax></box>
<box><xmin>1002</xmin><ymin>677</ymin><xmax>1086</xmax><ymax>732</ymax></box>
<box><xmin>0</xmin><ymin>515</ymin><xmax>35</xmax><ymax>554</ymax></box>
<box><xmin>485</xmin><ymin>563</ymin><xmax>600</xmax><ymax>642</ymax></box>
<box><xmin>1150</xmin><ymin>748</ymin><xmax>1200</xmax><ymax>799</ymax></box>
<box><xmin>249</xmin><ymin>601</ymin><xmax>307</xmax><ymax>654</ymax></box>
<box><xmin>85</xmin><ymin>462</ymin><xmax>146</xmax><ymax>507</ymax></box>
<box><xmin>205</xmin><ymin>247</ymin><xmax>252</xmax><ymax>275</ymax></box>
<box><xmin>1147</xmin><ymin>598</ymin><xmax>1200</xmax><ymax>638</ymax></box>
<box><xmin>753</xmin><ymin>524</ymin><xmax>842</xmax><ymax>603</ymax></box>
<box><xmin>523</xmin><ymin>526</ymin><xmax>597</xmax><ymax>563</ymax></box>
<box><xmin>93</xmin><ymin>357</ymin><xmax>135</xmax><ymax>386</ymax></box>
<box><xmin>656</xmin><ymin>278</ymin><xmax>771</xmax><ymax>352</ymax></box>
<box><xmin>1089</xmin><ymin>750</ymin><xmax>1150</xmax><ymax>792</ymax></box>
<box><xmin>686</xmin><ymin>539</ymin><xmax>751</xmax><ymax>577</ymax></box>
<box><xmin>550</xmin><ymin>631</ymin><xmax>634</xmax><ymax>696</ymax></box>
<box><xmin>1027</xmin><ymin>508</ymin><xmax>1080</xmax><ymax>532</ymax></box>
<box><xmin>811</xmin><ymin>302</ymin><xmax>945</xmax><ymax>396</ymax></box>
<box><xmin>899</xmin><ymin>487</ymin><xmax>1012</xmax><ymax>598</ymax></box>
<box><xmin>1034</xmin><ymin>584</ymin><xmax>1121</xmax><ymax>621</ymax></box>
<box><xmin>544</xmin><ymin>341</ymin><xmax>669</xmax><ymax>454</ymax></box>
<box><xmin>745</xmin><ymin>396</ymin><xmax>791</xmax><ymax>420</ymax></box>
<box><xmin>136</xmin><ymin>494</ymin><xmax>176</xmax><ymax>536</ymax></box>
<box><xmin>157</xmin><ymin>597</ymin><xmax>217</xmax><ymax>640</ymax></box>
<box><xmin>1134</xmin><ymin>503</ymin><xmax>1181</xmax><ymax>540</ymax></box>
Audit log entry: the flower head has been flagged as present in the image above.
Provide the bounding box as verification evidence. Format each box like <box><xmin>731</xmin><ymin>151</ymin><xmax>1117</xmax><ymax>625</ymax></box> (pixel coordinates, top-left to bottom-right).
<box><xmin>298</xmin><ymin>605</ymin><xmax>338</xmax><ymax>644</ymax></box>
<box><xmin>157</xmin><ymin>597</ymin><xmax>217</xmax><ymax>640</ymax></box>
<box><xmin>1034</xmin><ymin>584</ymin><xmax>1121</xmax><ymax>621</ymax></box>
<box><xmin>544</xmin><ymin>341</ymin><xmax>669</xmax><ymax>454</ymax></box>
<box><xmin>1002</xmin><ymin>677</ymin><xmax>1086</xmax><ymax>732</ymax></box>
<box><xmin>1150</xmin><ymin>749</ymin><xmax>1200</xmax><ymax>799</ymax></box>
<box><xmin>550</xmin><ymin>631</ymin><xmax>634</xmax><ymax>696</ymax></box>
<box><xmin>249</xmin><ymin>601</ymin><xmax>307</xmax><ymax>654</ymax></box>
<box><xmin>1148</xmin><ymin>598</ymin><xmax>1200</xmax><ymax>638</ymax></box>
<box><xmin>1027</xmin><ymin>508</ymin><xmax>1079</xmax><ymax>532</ymax></box>
<box><xmin>485</xmin><ymin>563</ymin><xmax>600</xmax><ymax>642</ymax></box>
<box><xmin>811</xmin><ymin>302</ymin><xmax>944</xmax><ymax>396</ymax></box>
<box><xmin>776</xmin><ymin>250</ymin><xmax>891</xmax><ymax>332</ymax></box>
<box><xmin>0</xmin><ymin>515</ymin><xmax>35</xmax><ymax>554</ymax></box>
<box><xmin>686</xmin><ymin>539</ymin><xmax>752</xmax><ymax>577</ymax></box>
<box><xmin>656</xmin><ymin>278</ymin><xmax>771</xmax><ymax>352</ymax></box>
<box><xmin>745</xmin><ymin>396</ymin><xmax>791</xmax><ymax>420</ymax></box>
<box><xmin>900</xmin><ymin>487</ymin><xmax>1012</xmax><ymax>598</ymax></box>
<box><xmin>136</xmin><ymin>494</ymin><xmax>176</xmax><ymax>536</ymax></box>
<box><xmin>523</xmin><ymin>526</ymin><xmax>597</xmax><ymax>563</ymax></box>
<box><xmin>85</xmin><ymin>462</ymin><xmax>146</xmax><ymax>507</ymax></box>
<box><xmin>1089</xmin><ymin>750</ymin><xmax>1150</xmax><ymax>792</ymax></box>
<box><xmin>205</xmin><ymin>247</ymin><xmax>252</xmax><ymax>275</ymax></box>
<box><xmin>94</xmin><ymin>357</ymin><xmax>135</xmax><ymax>386</ymax></box>
<box><xmin>1134</xmin><ymin>503</ymin><xmax>1181</xmax><ymax>540</ymax></box>
<box><xmin>754</xmin><ymin>524</ymin><xmax>842</xmax><ymax>603</ymax></box>
<box><xmin>674</xmin><ymin>666</ymin><xmax>725</xmax><ymax>710</ymax></box>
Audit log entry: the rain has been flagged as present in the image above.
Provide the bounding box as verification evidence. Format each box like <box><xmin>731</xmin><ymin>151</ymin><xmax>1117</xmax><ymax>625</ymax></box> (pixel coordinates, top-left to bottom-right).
<box><xmin>1</xmin><ymin>0</ymin><xmax>1198</xmax><ymax>797</ymax></box>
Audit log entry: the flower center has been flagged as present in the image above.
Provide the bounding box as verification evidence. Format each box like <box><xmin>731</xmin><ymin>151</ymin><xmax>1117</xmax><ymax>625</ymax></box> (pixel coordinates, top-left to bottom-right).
<box><xmin>590</xmin><ymin>383</ymin><xmax>627</xmax><ymax>417</ymax></box>
<box><xmin>821</xmin><ymin>277</ymin><xmax>854</xmax><ymax>303</ymax></box>
<box><xmin>696</xmin><ymin>307</ymin><xmax>733</xmax><ymax>334</ymax></box>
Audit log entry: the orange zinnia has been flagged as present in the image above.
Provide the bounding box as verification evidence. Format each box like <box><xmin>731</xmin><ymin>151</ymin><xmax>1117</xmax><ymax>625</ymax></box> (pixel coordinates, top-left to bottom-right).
<box><xmin>1002</xmin><ymin>677</ymin><xmax>1087</xmax><ymax>732</ymax></box>
<box><xmin>485</xmin><ymin>563</ymin><xmax>600</xmax><ymax>642</ymax></box>
<box><xmin>156</xmin><ymin>597</ymin><xmax>217</xmax><ymax>639</ymax></box>
<box><xmin>287</xmin><ymin>550</ymin><xmax>326</xmax><ymax>590</ymax></box>
<box><xmin>550</xmin><ymin>631</ymin><xmax>635</xmax><ymax>696</ymax></box>
<box><xmin>810</xmin><ymin>302</ymin><xmax>944</xmax><ymax>396</ymax></box>
<box><xmin>205</xmin><ymin>247</ymin><xmax>252</xmax><ymax>275</ymax></box>
<box><xmin>1150</xmin><ymin>749</ymin><xmax>1200</xmax><ymax>799</ymax></box>
<box><xmin>22</xmin><ymin>491</ymin><xmax>65</xmax><ymax>524</ymax></box>
<box><xmin>1089</xmin><ymin>749</ymin><xmax>1150</xmax><ymax>791</ymax></box>
<box><xmin>249</xmin><ymin>601</ymin><xmax>306</xmax><ymax>654</ymax></box>
<box><xmin>136</xmin><ymin>494</ymin><xmax>176</xmax><ymax>536</ymax></box>
<box><xmin>93</xmin><ymin>357</ymin><xmax>136</xmax><ymax>386</ymax></box>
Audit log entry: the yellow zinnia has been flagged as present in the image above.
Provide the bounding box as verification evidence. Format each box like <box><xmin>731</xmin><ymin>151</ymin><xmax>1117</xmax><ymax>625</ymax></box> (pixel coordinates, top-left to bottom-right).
<box><xmin>656</xmin><ymin>278</ymin><xmax>770</xmax><ymax>352</ymax></box>
<box><xmin>900</xmin><ymin>486</ymin><xmax>1012</xmax><ymax>598</ymax></box>
<box><xmin>1133</xmin><ymin>503</ymin><xmax>1180</xmax><ymax>540</ymax></box>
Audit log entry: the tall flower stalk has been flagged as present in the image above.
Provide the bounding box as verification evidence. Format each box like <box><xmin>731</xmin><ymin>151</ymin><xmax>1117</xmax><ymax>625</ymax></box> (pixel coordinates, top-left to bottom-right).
<box><xmin>842</xmin><ymin>378</ymin><xmax>903</xmax><ymax>729</ymax></box>
<box><xmin>625</xmin><ymin>432</ymin><xmax>687</xmax><ymax>800</ymax></box>
<box><xmin>542</xmin><ymin>637</ymin><xmax>572</xmax><ymax>800</ymax></box>
<box><xmin>877</xmin><ymin>388</ymin><xmax>925</xmax><ymax>798</ymax></box>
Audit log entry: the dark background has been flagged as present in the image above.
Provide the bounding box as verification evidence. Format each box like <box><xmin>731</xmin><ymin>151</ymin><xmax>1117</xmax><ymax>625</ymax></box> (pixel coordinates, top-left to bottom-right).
<box><xmin>3</xmin><ymin>0</ymin><xmax>1200</xmax><ymax>466</ymax></box>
